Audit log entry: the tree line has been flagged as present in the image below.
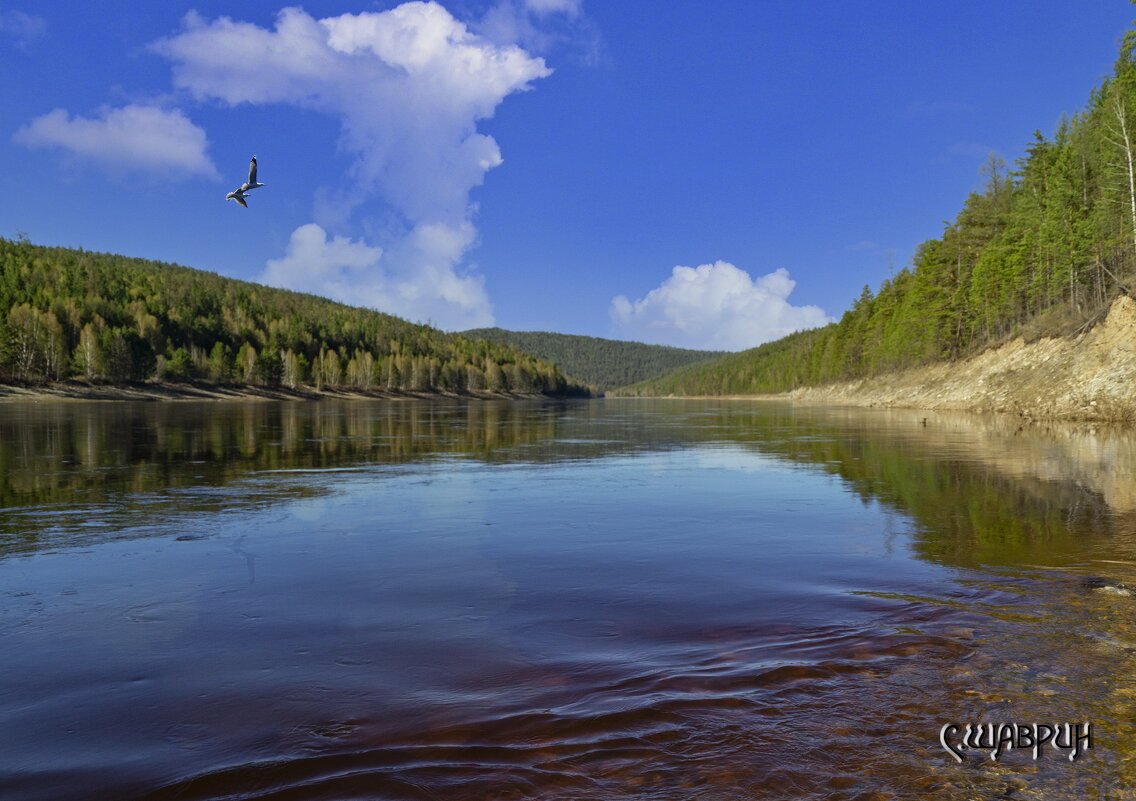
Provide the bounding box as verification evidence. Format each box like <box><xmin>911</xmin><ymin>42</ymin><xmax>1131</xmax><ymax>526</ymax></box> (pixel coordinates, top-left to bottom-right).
<box><xmin>616</xmin><ymin>26</ymin><xmax>1136</xmax><ymax>397</ymax></box>
<box><xmin>0</xmin><ymin>238</ymin><xmax>588</xmax><ymax>397</ymax></box>
<box><xmin>462</xmin><ymin>327</ymin><xmax>726</xmax><ymax>392</ymax></box>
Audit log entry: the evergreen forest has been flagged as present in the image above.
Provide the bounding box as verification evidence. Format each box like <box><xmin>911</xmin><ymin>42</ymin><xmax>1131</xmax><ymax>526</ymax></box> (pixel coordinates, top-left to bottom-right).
<box><xmin>0</xmin><ymin>238</ymin><xmax>588</xmax><ymax>397</ymax></box>
<box><xmin>462</xmin><ymin>328</ymin><xmax>726</xmax><ymax>392</ymax></box>
<box><xmin>10</xmin><ymin>28</ymin><xmax>1136</xmax><ymax>400</ymax></box>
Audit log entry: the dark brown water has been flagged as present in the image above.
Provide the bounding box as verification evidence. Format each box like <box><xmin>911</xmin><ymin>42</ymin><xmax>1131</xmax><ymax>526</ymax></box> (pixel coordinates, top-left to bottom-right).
<box><xmin>1</xmin><ymin>399</ymin><xmax>1134</xmax><ymax>799</ymax></box>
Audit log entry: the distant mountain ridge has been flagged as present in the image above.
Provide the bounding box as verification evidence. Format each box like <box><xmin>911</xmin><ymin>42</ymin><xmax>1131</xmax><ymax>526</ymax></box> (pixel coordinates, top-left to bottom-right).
<box><xmin>461</xmin><ymin>328</ymin><xmax>727</xmax><ymax>391</ymax></box>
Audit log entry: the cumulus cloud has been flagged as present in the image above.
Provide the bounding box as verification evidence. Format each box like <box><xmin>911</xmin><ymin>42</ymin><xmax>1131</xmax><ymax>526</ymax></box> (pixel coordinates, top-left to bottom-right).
<box><xmin>261</xmin><ymin>222</ymin><xmax>493</xmax><ymax>329</ymax></box>
<box><xmin>13</xmin><ymin>104</ymin><xmax>218</xmax><ymax>178</ymax></box>
<box><xmin>262</xmin><ymin>223</ymin><xmax>383</xmax><ymax>300</ymax></box>
<box><xmin>611</xmin><ymin>262</ymin><xmax>833</xmax><ymax>351</ymax></box>
<box><xmin>152</xmin><ymin>2</ymin><xmax>549</xmax><ymax>328</ymax></box>
<box><xmin>476</xmin><ymin>0</ymin><xmax>597</xmax><ymax>62</ymax></box>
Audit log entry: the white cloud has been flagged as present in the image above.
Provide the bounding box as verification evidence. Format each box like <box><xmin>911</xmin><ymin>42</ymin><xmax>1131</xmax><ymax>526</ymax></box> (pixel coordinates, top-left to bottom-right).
<box><xmin>152</xmin><ymin>2</ymin><xmax>548</xmax><ymax>328</ymax></box>
<box><xmin>476</xmin><ymin>0</ymin><xmax>597</xmax><ymax>63</ymax></box>
<box><xmin>0</xmin><ymin>10</ymin><xmax>46</xmax><ymax>48</ymax></box>
<box><xmin>524</xmin><ymin>0</ymin><xmax>581</xmax><ymax>16</ymax></box>
<box><xmin>12</xmin><ymin>105</ymin><xmax>218</xmax><ymax>179</ymax></box>
<box><xmin>262</xmin><ymin>223</ymin><xmax>382</xmax><ymax>298</ymax></box>
<box><xmin>261</xmin><ymin>223</ymin><xmax>493</xmax><ymax>330</ymax></box>
<box><xmin>610</xmin><ymin>261</ymin><xmax>833</xmax><ymax>351</ymax></box>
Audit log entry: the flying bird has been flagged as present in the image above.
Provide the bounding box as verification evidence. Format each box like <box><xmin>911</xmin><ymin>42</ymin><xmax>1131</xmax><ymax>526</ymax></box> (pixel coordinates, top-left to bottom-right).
<box><xmin>242</xmin><ymin>156</ymin><xmax>264</xmax><ymax>191</ymax></box>
<box><xmin>225</xmin><ymin>155</ymin><xmax>264</xmax><ymax>208</ymax></box>
<box><xmin>226</xmin><ymin>186</ymin><xmax>248</xmax><ymax>207</ymax></box>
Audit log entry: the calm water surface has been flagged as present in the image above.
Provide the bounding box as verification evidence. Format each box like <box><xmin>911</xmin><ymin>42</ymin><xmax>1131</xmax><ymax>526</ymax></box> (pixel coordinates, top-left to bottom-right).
<box><xmin>1</xmin><ymin>399</ymin><xmax>1135</xmax><ymax>799</ymax></box>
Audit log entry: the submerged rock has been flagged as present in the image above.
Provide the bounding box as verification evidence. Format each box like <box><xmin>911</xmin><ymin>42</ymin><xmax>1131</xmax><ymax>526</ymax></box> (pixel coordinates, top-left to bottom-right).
<box><xmin>1080</xmin><ymin>575</ymin><xmax>1134</xmax><ymax>596</ymax></box>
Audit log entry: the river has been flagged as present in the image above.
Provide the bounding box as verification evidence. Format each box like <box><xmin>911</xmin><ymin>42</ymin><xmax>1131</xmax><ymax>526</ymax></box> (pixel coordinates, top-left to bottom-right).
<box><xmin>0</xmin><ymin>398</ymin><xmax>1132</xmax><ymax>799</ymax></box>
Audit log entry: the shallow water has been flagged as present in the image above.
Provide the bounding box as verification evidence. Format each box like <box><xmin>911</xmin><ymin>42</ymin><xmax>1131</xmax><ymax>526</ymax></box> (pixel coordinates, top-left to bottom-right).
<box><xmin>1</xmin><ymin>399</ymin><xmax>1134</xmax><ymax>799</ymax></box>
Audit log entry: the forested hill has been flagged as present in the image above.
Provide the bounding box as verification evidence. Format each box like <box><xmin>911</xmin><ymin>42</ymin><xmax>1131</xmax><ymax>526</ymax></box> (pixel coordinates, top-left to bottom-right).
<box><xmin>0</xmin><ymin>238</ymin><xmax>588</xmax><ymax>396</ymax></box>
<box><xmin>461</xmin><ymin>327</ymin><xmax>727</xmax><ymax>391</ymax></box>
<box><xmin>615</xmin><ymin>26</ymin><xmax>1136</xmax><ymax>398</ymax></box>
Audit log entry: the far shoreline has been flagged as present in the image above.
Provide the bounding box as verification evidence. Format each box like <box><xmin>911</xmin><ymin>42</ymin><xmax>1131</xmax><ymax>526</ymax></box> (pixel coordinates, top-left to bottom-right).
<box><xmin>0</xmin><ymin>379</ymin><xmax>573</xmax><ymax>404</ymax></box>
<box><xmin>606</xmin><ymin>296</ymin><xmax>1136</xmax><ymax>426</ymax></box>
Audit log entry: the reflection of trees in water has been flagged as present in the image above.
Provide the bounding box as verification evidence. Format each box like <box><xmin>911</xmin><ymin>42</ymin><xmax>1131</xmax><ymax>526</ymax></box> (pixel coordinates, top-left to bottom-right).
<box><xmin>0</xmin><ymin>401</ymin><xmax>573</xmax><ymax>509</ymax></box>
<box><xmin>0</xmin><ymin>400</ymin><xmax>572</xmax><ymax>554</ymax></box>
<box><xmin>0</xmin><ymin>399</ymin><xmax>725</xmax><ymax>508</ymax></box>
<box><xmin>615</xmin><ymin>401</ymin><xmax>1127</xmax><ymax>570</ymax></box>
<box><xmin>700</xmin><ymin>402</ymin><xmax>1136</xmax><ymax>792</ymax></box>
<box><xmin>3</xmin><ymin>399</ymin><xmax>1134</xmax><ymax>569</ymax></box>
<box><xmin>751</xmin><ymin>419</ymin><xmax>1118</xmax><ymax>568</ymax></box>
<box><xmin>6</xmin><ymin>399</ymin><xmax>1136</xmax><ymax>794</ymax></box>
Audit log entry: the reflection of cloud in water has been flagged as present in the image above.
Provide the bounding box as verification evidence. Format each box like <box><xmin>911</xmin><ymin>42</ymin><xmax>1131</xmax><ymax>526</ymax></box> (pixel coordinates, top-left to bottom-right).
<box><xmin>691</xmin><ymin>445</ymin><xmax>777</xmax><ymax>474</ymax></box>
<box><xmin>293</xmin><ymin>497</ymin><xmax>333</xmax><ymax>526</ymax></box>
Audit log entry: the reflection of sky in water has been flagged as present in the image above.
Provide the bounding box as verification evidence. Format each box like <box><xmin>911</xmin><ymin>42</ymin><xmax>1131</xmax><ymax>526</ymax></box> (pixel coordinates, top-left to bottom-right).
<box><xmin>690</xmin><ymin>444</ymin><xmax>780</xmax><ymax>473</ymax></box>
<box><xmin>2</xmin><ymin>400</ymin><xmax>1136</xmax><ymax>799</ymax></box>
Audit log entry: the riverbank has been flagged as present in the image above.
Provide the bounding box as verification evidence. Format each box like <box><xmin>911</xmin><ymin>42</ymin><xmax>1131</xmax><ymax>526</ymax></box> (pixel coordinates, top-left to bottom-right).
<box><xmin>0</xmin><ymin>380</ymin><xmax>556</xmax><ymax>403</ymax></box>
<box><xmin>784</xmin><ymin>295</ymin><xmax>1136</xmax><ymax>423</ymax></box>
<box><xmin>8</xmin><ymin>295</ymin><xmax>1135</xmax><ymax>418</ymax></box>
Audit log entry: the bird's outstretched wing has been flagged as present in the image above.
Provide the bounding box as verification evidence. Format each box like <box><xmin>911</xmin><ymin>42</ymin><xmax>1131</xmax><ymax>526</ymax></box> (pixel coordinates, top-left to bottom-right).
<box><xmin>226</xmin><ymin>156</ymin><xmax>260</xmax><ymax>206</ymax></box>
<box><xmin>241</xmin><ymin>155</ymin><xmax>264</xmax><ymax>191</ymax></box>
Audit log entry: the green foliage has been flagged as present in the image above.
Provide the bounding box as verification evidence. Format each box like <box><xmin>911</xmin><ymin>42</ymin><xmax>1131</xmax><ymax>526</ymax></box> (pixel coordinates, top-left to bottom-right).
<box><xmin>617</xmin><ymin>25</ymin><xmax>1136</xmax><ymax>397</ymax></box>
<box><xmin>162</xmin><ymin>347</ymin><xmax>193</xmax><ymax>383</ymax></box>
<box><xmin>462</xmin><ymin>328</ymin><xmax>727</xmax><ymax>392</ymax></box>
<box><xmin>0</xmin><ymin>239</ymin><xmax>589</xmax><ymax>397</ymax></box>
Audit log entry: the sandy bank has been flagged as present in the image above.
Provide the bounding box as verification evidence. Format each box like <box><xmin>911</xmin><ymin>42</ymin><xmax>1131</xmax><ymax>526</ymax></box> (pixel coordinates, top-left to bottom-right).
<box><xmin>787</xmin><ymin>295</ymin><xmax>1136</xmax><ymax>423</ymax></box>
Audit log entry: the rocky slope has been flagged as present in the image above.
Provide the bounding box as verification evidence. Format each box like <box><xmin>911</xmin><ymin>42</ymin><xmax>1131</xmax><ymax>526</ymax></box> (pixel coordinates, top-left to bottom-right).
<box><xmin>788</xmin><ymin>295</ymin><xmax>1136</xmax><ymax>423</ymax></box>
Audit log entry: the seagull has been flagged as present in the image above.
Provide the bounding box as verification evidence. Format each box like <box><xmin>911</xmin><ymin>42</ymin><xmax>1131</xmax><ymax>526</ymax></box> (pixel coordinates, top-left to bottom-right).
<box><xmin>241</xmin><ymin>156</ymin><xmax>265</xmax><ymax>191</ymax></box>
<box><xmin>225</xmin><ymin>185</ymin><xmax>249</xmax><ymax>207</ymax></box>
<box><xmin>225</xmin><ymin>156</ymin><xmax>263</xmax><ymax>208</ymax></box>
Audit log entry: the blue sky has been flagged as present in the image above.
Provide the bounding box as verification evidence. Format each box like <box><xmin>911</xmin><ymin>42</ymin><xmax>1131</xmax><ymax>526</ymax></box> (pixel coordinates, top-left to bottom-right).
<box><xmin>2</xmin><ymin>2</ymin><xmax>1134</xmax><ymax>350</ymax></box>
